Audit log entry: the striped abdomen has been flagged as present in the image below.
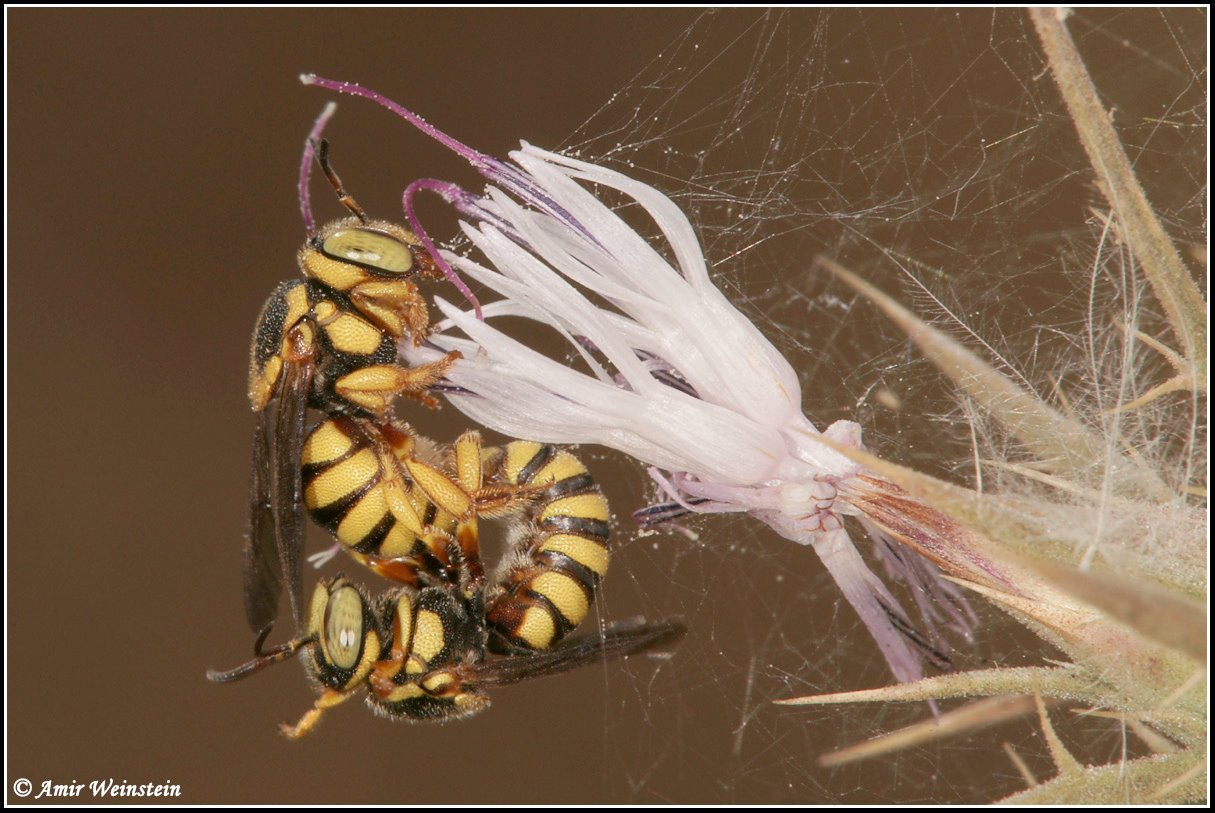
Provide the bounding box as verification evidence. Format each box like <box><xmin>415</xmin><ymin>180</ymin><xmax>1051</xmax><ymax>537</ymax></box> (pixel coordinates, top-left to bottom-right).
<box><xmin>484</xmin><ymin>442</ymin><xmax>610</xmax><ymax>651</ymax></box>
<box><xmin>300</xmin><ymin>417</ymin><xmax>459</xmax><ymax>581</ymax></box>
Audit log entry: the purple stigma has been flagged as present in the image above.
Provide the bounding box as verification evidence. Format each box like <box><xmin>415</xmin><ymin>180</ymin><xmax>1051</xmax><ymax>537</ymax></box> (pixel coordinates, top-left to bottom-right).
<box><xmin>301</xmin><ymin>74</ymin><xmax>497</xmax><ymax>172</ymax></box>
<box><xmin>301</xmin><ymin>74</ymin><xmax>608</xmax><ymax>255</ymax></box>
<box><xmin>298</xmin><ymin>102</ymin><xmax>337</xmax><ymax>236</ymax></box>
<box><xmin>402</xmin><ymin>178</ymin><xmax>483</xmax><ymax>320</ymax></box>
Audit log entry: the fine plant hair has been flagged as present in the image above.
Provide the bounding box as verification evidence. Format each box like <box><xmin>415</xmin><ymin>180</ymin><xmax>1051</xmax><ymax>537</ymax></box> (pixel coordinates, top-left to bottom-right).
<box><xmin>779</xmin><ymin>11</ymin><xmax>1205</xmax><ymax>802</ymax></box>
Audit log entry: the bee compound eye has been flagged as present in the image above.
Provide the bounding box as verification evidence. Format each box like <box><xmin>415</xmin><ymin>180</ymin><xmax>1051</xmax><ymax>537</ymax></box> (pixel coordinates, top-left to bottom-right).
<box><xmin>322</xmin><ymin>229</ymin><xmax>414</xmax><ymax>275</ymax></box>
<box><xmin>323</xmin><ymin>585</ymin><xmax>365</xmax><ymax>670</ymax></box>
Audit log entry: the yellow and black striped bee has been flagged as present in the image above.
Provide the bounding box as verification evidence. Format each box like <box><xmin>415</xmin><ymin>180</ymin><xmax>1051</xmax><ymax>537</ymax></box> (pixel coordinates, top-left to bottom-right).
<box><xmin>211</xmin><ymin>575</ymin><xmax>683</xmax><ymax>737</ymax></box>
<box><xmin>299</xmin><ymin>424</ymin><xmax>618</xmax><ymax>652</ymax></box>
<box><xmin>211</xmin><ymin>432</ymin><xmax>685</xmax><ymax>736</ymax></box>
<box><xmin>240</xmin><ymin>138</ymin><xmax>510</xmax><ymax>636</ymax></box>
<box><xmin>212</xmin><ymin>130</ymin><xmax>683</xmax><ymax>735</ymax></box>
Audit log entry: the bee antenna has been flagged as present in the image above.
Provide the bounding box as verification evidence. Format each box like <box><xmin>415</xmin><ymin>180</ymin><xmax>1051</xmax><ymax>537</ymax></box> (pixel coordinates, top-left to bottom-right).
<box><xmin>250</xmin><ymin>622</ymin><xmax>277</xmax><ymax>656</ymax></box>
<box><xmin>206</xmin><ymin>630</ymin><xmax>317</xmax><ymax>684</ymax></box>
<box><xmin>299</xmin><ymin>101</ymin><xmax>337</xmax><ymax>237</ymax></box>
<box><xmin>312</xmin><ymin>137</ymin><xmax>369</xmax><ymax>224</ymax></box>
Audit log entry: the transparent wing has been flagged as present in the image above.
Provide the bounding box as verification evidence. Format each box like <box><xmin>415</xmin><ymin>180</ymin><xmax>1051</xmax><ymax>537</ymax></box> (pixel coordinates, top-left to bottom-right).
<box><xmin>242</xmin><ymin>355</ymin><xmax>313</xmax><ymax>635</ymax></box>
<box><xmin>467</xmin><ymin>618</ymin><xmax>685</xmax><ymax>688</ymax></box>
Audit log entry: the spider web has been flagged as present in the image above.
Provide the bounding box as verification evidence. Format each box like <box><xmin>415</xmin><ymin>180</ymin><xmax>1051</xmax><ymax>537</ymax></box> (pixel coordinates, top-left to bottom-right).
<box><xmin>524</xmin><ymin>8</ymin><xmax>1206</xmax><ymax>803</ymax></box>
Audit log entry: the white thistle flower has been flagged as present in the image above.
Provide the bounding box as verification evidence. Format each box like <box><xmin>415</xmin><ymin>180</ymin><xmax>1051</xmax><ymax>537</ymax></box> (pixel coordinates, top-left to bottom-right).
<box><xmin>407</xmin><ymin>145</ymin><xmax>975</xmax><ymax>684</ymax></box>
<box><xmin>423</xmin><ymin>145</ymin><xmax>860</xmax><ymax>514</ymax></box>
<box><xmin>304</xmin><ymin>75</ymin><xmax>976</xmax><ymax>684</ymax></box>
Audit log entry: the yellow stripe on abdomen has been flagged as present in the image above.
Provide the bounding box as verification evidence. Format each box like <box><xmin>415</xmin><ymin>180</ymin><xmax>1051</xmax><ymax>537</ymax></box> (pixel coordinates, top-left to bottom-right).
<box><xmin>529</xmin><ymin>571</ymin><xmax>590</xmax><ymax>627</ymax></box>
<box><xmin>486</xmin><ymin>442</ymin><xmax>611</xmax><ymax>652</ymax></box>
<box><xmin>539</xmin><ymin>493</ymin><xmax>610</xmax><ymax>524</ymax></box>
<box><xmin>512</xmin><ymin>606</ymin><xmax>556</xmax><ymax>650</ymax></box>
<box><xmin>529</xmin><ymin>452</ymin><xmax>587</xmax><ymax>486</ymax></box>
<box><xmin>539</xmin><ymin>533</ymin><xmax>609</xmax><ymax>578</ymax></box>
<box><xmin>302</xmin><ymin>420</ymin><xmax>356</xmax><ymax>466</ymax></box>
<box><xmin>502</xmin><ymin>441</ymin><xmax>545</xmax><ymax>483</ymax></box>
<box><xmin>335</xmin><ymin>487</ymin><xmax>389</xmax><ymax>546</ymax></box>
<box><xmin>305</xmin><ymin>448</ymin><xmax>379</xmax><ymax>509</ymax></box>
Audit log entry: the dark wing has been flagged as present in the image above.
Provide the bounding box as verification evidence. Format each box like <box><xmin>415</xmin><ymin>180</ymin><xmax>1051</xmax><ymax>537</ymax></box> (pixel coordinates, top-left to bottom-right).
<box><xmin>467</xmin><ymin>618</ymin><xmax>686</xmax><ymax>688</ymax></box>
<box><xmin>272</xmin><ymin>355</ymin><xmax>312</xmax><ymax>632</ymax></box>
<box><xmin>242</xmin><ymin>408</ymin><xmax>280</xmax><ymax>633</ymax></box>
<box><xmin>242</xmin><ymin>355</ymin><xmax>313</xmax><ymax>635</ymax></box>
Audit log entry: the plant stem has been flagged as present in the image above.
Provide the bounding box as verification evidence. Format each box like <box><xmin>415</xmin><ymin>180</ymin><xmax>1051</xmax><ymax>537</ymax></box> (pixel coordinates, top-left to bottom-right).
<box><xmin>1030</xmin><ymin>8</ymin><xmax>1206</xmax><ymax>381</ymax></box>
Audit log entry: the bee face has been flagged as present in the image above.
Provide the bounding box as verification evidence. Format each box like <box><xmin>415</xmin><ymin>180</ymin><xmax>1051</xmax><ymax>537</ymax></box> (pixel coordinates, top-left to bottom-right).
<box><xmin>320</xmin><ymin>583</ymin><xmax>366</xmax><ymax>669</ymax></box>
<box><xmin>318</xmin><ymin>224</ymin><xmax>418</xmax><ymax>275</ymax></box>
<box><xmin>304</xmin><ymin>578</ymin><xmax>381</xmax><ymax>692</ymax></box>
<box><xmin>302</xmin><ymin>219</ymin><xmax>428</xmax><ymax>292</ymax></box>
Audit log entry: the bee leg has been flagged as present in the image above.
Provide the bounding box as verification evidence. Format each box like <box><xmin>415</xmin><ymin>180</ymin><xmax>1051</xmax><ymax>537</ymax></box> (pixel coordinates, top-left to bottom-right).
<box><xmin>278</xmin><ymin>688</ymin><xmax>356</xmax><ymax>740</ymax></box>
<box><xmin>370</xmin><ymin>421</ymin><xmax>477</xmax><ymax>585</ymax></box>
<box><xmin>421</xmin><ymin>667</ymin><xmax>491</xmax><ymax>719</ymax></box>
<box><xmin>454</xmin><ymin>519</ymin><xmax>483</xmax><ymax>587</ymax></box>
<box><xmin>381</xmin><ymin>445</ymin><xmax>470</xmax><ymax>582</ymax></box>
<box><xmin>374</xmin><ymin>444</ymin><xmax>429</xmax><ymax>536</ymax></box>
<box><xmin>416</xmin><ymin>667</ymin><xmax>465</xmax><ymax>701</ymax></box>
<box><xmin>469</xmin><ymin>482</ymin><xmax>548</xmax><ymax>518</ymax></box>
<box><xmin>398</xmin><ymin>448</ymin><xmax>532</xmax><ymax>556</ymax></box>
<box><xmin>332</xmin><ymin>351</ymin><xmax>461</xmax><ymax>415</ymax></box>
<box><xmin>346</xmin><ymin>551</ymin><xmax>427</xmax><ymax>587</ymax></box>
<box><xmin>407</xmin><ymin>519</ymin><xmax>491</xmax><ymax>593</ymax></box>
<box><xmin>400</xmin><ymin>455</ymin><xmax>476</xmax><ymax>522</ymax></box>
<box><xmin>366</xmin><ymin>653</ymin><xmax>491</xmax><ymax>717</ymax></box>
<box><xmin>349</xmin><ymin>279</ymin><xmax>431</xmax><ymax>343</ymax></box>
<box><xmin>413</xmin><ymin>514</ymin><xmax>483</xmax><ymax>594</ymax></box>
<box><xmin>367</xmin><ymin>651</ymin><xmax>406</xmax><ymax>699</ymax></box>
<box><xmin>395</xmin><ymin>350</ymin><xmax>462</xmax><ymax>406</ymax></box>
<box><xmin>453</xmin><ymin>430</ymin><xmax>485</xmax><ymax>494</ymax></box>
<box><xmin>454</xmin><ymin>431</ymin><xmax>545</xmax><ymax>518</ymax></box>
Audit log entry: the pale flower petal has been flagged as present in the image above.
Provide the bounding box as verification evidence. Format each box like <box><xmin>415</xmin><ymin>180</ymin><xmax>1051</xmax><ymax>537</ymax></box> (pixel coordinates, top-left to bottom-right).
<box><xmin>395</xmin><ymin>142</ymin><xmax>971</xmax><ymax>683</ymax></box>
<box><xmin>302</xmin><ymin>75</ymin><xmax>974</xmax><ymax>683</ymax></box>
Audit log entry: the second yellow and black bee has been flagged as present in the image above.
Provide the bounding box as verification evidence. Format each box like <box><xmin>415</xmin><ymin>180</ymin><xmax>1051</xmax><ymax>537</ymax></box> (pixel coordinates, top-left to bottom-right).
<box><xmin>210</xmin><ymin>572</ymin><xmax>683</xmax><ymax>737</ymax></box>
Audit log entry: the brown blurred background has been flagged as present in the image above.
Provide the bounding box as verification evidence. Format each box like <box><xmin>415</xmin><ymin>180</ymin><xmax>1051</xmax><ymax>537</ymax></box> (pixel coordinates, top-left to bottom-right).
<box><xmin>8</xmin><ymin>8</ymin><xmax>1204</xmax><ymax>804</ymax></box>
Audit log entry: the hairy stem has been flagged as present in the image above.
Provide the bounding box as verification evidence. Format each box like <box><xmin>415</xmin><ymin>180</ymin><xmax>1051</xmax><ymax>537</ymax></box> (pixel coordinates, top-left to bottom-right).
<box><xmin>1029</xmin><ymin>8</ymin><xmax>1206</xmax><ymax>381</ymax></box>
